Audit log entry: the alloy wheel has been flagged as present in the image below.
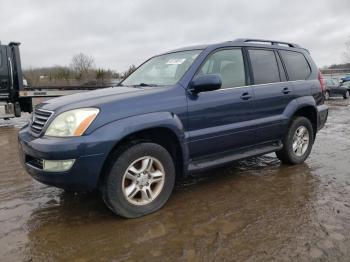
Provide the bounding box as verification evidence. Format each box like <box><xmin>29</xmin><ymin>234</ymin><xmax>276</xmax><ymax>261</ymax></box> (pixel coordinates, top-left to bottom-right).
<box><xmin>292</xmin><ymin>126</ymin><xmax>310</xmax><ymax>157</ymax></box>
<box><xmin>122</xmin><ymin>156</ymin><xmax>165</xmax><ymax>206</ymax></box>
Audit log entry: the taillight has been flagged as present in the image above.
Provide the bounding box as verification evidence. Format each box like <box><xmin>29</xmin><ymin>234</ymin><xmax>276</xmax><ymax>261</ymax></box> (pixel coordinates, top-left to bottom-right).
<box><xmin>318</xmin><ymin>70</ymin><xmax>326</xmax><ymax>92</ymax></box>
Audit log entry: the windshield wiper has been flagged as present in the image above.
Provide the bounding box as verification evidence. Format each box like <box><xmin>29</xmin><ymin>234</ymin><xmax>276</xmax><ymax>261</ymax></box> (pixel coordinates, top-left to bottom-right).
<box><xmin>135</xmin><ymin>83</ymin><xmax>158</xmax><ymax>87</ymax></box>
<box><xmin>111</xmin><ymin>82</ymin><xmax>123</xmax><ymax>87</ymax></box>
<box><xmin>115</xmin><ymin>83</ymin><xmax>160</xmax><ymax>88</ymax></box>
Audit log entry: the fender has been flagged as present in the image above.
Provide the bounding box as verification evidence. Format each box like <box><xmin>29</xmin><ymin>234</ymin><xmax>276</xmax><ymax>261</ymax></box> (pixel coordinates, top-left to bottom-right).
<box><xmin>88</xmin><ymin>111</ymin><xmax>190</xmax><ymax>176</ymax></box>
<box><xmin>283</xmin><ymin>96</ymin><xmax>317</xmax><ymax>120</ymax></box>
<box><xmin>94</xmin><ymin>111</ymin><xmax>185</xmax><ymax>141</ymax></box>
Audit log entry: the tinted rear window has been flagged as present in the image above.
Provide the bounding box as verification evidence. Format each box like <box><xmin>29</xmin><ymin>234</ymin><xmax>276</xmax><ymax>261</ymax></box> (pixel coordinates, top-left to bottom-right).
<box><xmin>248</xmin><ymin>49</ymin><xmax>280</xmax><ymax>85</ymax></box>
<box><xmin>280</xmin><ymin>50</ymin><xmax>311</xmax><ymax>81</ymax></box>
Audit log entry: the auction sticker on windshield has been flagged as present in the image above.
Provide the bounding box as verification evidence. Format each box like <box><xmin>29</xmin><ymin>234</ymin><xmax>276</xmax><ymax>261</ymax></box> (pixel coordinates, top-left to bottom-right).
<box><xmin>166</xmin><ymin>58</ymin><xmax>186</xmax><ymax>65</ymax></box>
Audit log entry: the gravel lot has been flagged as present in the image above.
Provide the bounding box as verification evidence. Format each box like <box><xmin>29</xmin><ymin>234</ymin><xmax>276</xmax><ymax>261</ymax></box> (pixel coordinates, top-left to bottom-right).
<box><xmin>0</xmin><ymin>99</ymin><xmax>349</xmax><ymax>261</ymax></box>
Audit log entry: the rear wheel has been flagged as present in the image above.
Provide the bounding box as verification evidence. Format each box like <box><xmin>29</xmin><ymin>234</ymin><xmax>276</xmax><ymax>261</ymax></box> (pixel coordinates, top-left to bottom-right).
<box><xmin>343</xmin><ymin>90</ymin><xmax>350</xmax><ymax>99</ymax></box>
<box><xmin>276</xmin><ymin>117</ymin><xmax>313</xmax><ymax>165</ymax></box>
<box><xmin>101</xmin><ymin>142</ymin><xmax>175</xmax><ymax>218</ymax></box>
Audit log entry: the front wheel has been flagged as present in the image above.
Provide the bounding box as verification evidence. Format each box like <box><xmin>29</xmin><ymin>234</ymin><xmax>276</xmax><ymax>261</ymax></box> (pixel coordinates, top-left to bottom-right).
<box><xmin>276</xmin><ymin>117</ymin><xmax>314</xmax><ymax>165</ymax></box>
<box><xmin>343</xmin><ymin>90</ymin><xmax>350</xmax><ymax>99</ymax></box>
<box><xmin>101</xmin><ymin>142</ymin><xmax>175</xmax><ymax>218</ymax></box>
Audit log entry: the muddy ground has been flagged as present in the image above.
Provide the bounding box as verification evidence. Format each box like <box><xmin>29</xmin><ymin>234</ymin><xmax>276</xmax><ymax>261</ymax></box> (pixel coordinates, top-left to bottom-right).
<box><xmin>0</xmin><ymin>99</ymin><xmax>350</xmax><ymax>261</ymax></box>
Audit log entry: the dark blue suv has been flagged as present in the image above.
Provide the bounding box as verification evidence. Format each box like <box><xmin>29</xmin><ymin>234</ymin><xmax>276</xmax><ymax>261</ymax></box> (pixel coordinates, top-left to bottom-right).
<box><xmin>18</xmin><ymin>39</ymin><xmax>328</xmax><ymax>218</ymax></box>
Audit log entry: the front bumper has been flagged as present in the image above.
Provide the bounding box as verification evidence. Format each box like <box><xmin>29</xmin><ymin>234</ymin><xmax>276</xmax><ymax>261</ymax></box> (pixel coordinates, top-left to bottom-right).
<box><xmin>317</xmin><ymin>104</ymin><xmax>328</xmax><ymax>131</ymax></box>
<box><xmin>18</xmin><ymin>126</ymin><xmax>111</xmax><ymax>191</ymax></box>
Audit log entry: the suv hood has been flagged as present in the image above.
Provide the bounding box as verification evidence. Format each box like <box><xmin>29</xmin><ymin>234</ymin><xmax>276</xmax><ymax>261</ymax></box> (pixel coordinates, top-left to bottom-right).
<box><xmin>38</xmin><ymin>86</ymin><xmax>148</xmax><ymax>112</ymax></box>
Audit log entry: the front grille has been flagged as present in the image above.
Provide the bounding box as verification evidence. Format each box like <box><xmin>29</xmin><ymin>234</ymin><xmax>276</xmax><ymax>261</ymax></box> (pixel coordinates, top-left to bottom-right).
<box><xmin>30</xmin><ymin>108</ymin><xmax>53</xmax><ymax>136</ymax></box>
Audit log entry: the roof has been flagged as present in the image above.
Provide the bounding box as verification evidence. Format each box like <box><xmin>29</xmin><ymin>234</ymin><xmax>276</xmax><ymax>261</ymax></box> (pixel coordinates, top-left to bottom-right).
<box><xmin>161</xmin><ymin>38</ymin><xmax>305</xmax><ymax>55</ymax></box>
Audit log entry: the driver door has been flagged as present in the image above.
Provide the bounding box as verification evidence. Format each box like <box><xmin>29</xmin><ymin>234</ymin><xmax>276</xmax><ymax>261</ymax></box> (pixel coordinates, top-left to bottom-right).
<box><xmin>186</xmin><ymin>48</ymin><xmax>255</xmax><ymax>159</ymax></box>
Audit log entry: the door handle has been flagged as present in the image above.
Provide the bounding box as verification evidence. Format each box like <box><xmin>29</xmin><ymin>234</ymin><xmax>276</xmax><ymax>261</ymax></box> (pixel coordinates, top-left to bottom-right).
<box><xmin>282</xmin><ymin>87</ymin><xmax>291</xmax><ymax>94</ymax></box>
<box><xmin>240</xmin><ymin>92</ymin><xmax>252</xmax><ymax>100</ymax></box>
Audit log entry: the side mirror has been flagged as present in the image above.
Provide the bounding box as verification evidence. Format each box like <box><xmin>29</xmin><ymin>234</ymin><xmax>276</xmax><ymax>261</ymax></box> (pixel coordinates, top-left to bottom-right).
<box><xmin>189</xmin><ymin>74</ymin><xmax>222</xmax><ymax>94</ymax></box>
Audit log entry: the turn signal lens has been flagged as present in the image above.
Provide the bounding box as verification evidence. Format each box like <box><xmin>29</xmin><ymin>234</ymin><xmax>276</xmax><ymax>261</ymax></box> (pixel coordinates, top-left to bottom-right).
<box><xmin>73</xmin><ymin>113</ymin><xmax>98</xmax><ymax>136</ymax></box>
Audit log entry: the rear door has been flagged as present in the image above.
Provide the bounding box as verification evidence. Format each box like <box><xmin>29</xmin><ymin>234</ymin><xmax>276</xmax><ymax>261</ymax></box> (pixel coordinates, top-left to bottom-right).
<box><xmin>279</xmin><ymin>50</ymin><xmax>313</xmax><ymax>98</ymax></box>
<box><xmin>247</xmin><ymin>48</ymin><xmax>292</xmax><ymax>144</ymax></box>
<box><xmin>0</xmin><ymin>45</ymin><xmax>10</xmax><ymax>101</ymax></box>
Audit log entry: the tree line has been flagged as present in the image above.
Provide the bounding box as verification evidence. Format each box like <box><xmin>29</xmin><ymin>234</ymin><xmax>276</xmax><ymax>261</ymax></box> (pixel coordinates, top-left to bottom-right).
<box><xmin>322</xmin><ymin>37</ymin><xmax>350</xmax><ymax>70</ymax></box>
<box><xmin>23</xmin><ymin>53</ymin><xmax>137</xmax><ymax>87</ymax></box>
<box><xmin>23</xmin><ymin>37</ymin><xmax>350</xmax><ymax>86</ymax></box>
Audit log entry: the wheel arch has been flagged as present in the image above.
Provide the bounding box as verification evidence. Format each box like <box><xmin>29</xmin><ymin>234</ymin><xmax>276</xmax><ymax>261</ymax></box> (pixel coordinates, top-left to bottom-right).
<box><xmin>284</xmin><ymin>98</ymin><xmax>318</xmax><ymax>140</ymax></box>
<box><xmin>97</xmin><ymin>112</ymin><xmax>189</xmax><ymax>188</ymax></box>
<box><xmin>293</xmin><ymin>106</ymin><xmax>317</xmax><ymax>139</ymax></box>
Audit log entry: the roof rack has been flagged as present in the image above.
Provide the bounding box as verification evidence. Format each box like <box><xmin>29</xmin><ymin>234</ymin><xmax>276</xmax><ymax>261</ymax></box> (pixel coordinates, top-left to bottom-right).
<box><xmin>234</xmin><ymin>38</ymin><xmax>301</xmax><ymax>48</ymax></box>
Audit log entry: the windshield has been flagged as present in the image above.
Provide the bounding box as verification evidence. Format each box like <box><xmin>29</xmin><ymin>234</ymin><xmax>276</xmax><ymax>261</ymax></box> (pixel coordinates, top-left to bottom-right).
<box><xmin>122</xmin><ymin>50</ymin><xmax>202</xmax><ymax>86</ymax></box>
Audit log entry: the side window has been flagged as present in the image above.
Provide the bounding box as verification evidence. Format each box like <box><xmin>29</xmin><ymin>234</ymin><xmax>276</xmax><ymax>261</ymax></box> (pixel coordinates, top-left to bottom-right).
<box><xmin>275</xmin><ymin>52</ymin><xmax>287</xmax><ymax>81</ymax></box>
<box><xmin>0</xmin><ymin>51</ymin><xmax>2</xmax><ymax>68</ymax></box>
<box><xmin>200</xmin><ymin>59</ymin><xmax>214</xmax><ymax>74</ymax></box>
<box><xmin>197</xmin><ymin>49</ymin><xmax>246</xmax><ymax>88</ymax></box>
<box><xmin>248</xmin><ymin>49</ymin><xmax>280</xmax><ymax>84</ymax></box>
<box><xmin>279</xmin><ymin>50</ymin><xmax>311</xmax><ymax>81</ymax></box>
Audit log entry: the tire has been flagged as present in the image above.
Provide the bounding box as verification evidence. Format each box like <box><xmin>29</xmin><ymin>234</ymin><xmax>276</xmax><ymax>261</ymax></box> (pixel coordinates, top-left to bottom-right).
<box><xmin>324</xmin><ymin>91</ymin><xmax>330</xmax><ymax>100</ymax></box>
<box><xmin>276</xmin><ymin>117</ymin><xmax>314</xmax><ymax>165</ymax></box>
<box><xmin>101</xmin><ymin>142</ymin><xmax>175</xmax><ymax>218</ymax></box>
<box><xmin>343</xmin><ymin>90</ymin><xmax>350</xmax><ymax>99</ymax></box>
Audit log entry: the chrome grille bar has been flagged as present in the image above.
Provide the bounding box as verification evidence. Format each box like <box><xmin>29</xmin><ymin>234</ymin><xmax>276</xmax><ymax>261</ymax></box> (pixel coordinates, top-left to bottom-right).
<box><xmin>30</xmin><ymin>108</ymin><xmax>53</xmax><ymax>136</ymax></box>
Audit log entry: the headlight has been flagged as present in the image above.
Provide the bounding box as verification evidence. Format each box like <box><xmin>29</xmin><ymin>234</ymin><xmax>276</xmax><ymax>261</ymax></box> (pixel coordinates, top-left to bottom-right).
<box><xmin>45</xmin><ymin>108</ymin><xmax>99</xmax><ymax>137</ymax></box>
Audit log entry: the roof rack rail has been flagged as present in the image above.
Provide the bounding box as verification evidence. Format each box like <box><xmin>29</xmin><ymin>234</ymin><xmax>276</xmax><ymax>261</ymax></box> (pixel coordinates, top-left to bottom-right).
<box><xmin>234</xmin><ymin>38</ymin><xmax>301</xmax><ymax>48</ymax></box>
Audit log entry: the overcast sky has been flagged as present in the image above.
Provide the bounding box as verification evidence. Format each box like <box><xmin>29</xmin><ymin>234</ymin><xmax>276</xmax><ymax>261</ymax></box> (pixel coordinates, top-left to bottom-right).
<box><xmin>1</xmin><ymin>0</ymin><xmax>349</xmax><ymax>72</ymax></box>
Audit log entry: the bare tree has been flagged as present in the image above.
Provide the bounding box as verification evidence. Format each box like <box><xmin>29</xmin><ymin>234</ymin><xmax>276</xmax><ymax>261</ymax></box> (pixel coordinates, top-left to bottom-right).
<box><xmin>23</xmin><ymin>67</ymin><xmax>40</xmax><ymax>86</ymax></box>
<box><xmin>96</xmin><ymin>68</ymin><xmax>106</xmax><ymax>85</ymax></box>
<box><xmin>123</xmin><ymin>64</ymin><xmax>137</xmax><ymax>78</ymax></box>
<box><xmin>70</xmin><ymin>53</ymin><xmax>95</xmax><ymax>79</ymax></box>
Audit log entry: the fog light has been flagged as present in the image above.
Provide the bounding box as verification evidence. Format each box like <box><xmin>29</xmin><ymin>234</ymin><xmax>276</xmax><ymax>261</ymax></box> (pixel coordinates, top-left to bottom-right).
<box><xmin>43</xmin><ymin>160</ymin><xmax>75</xmax><ymax>172</ymax></box>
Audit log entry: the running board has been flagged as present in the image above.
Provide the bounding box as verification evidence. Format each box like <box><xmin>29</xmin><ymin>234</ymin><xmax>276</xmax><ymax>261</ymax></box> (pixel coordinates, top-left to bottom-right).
<box><xmin>188</xmin><ymin>143</ymin><xmax>282</xmax><ymax>173</ymax></box>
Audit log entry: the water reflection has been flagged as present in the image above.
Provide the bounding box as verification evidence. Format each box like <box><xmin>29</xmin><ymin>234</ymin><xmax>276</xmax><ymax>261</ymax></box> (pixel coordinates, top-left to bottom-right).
<box><xmin>25</xmin><ymin>156</ymin><xmax>317</xmax><ymax>261</ymax></box>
